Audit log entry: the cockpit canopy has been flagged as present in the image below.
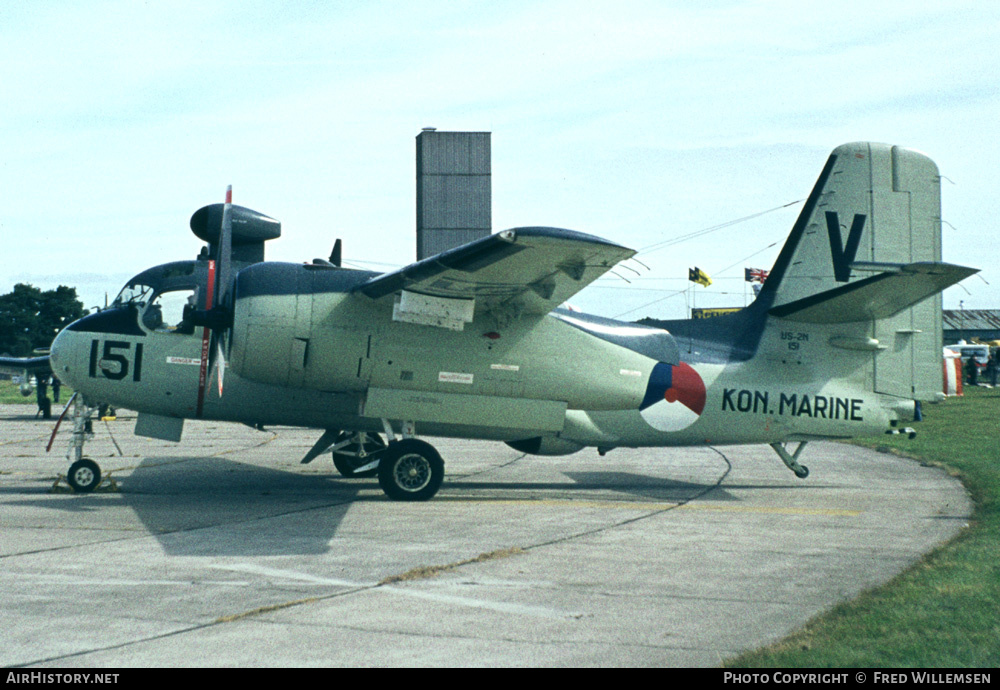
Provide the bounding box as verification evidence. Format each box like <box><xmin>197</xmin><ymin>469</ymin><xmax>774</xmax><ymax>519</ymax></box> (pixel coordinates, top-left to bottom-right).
<box><xmin>113</xmin><ymin>261</ymin><xmax>203</xmax><ymax>333</ymax></box>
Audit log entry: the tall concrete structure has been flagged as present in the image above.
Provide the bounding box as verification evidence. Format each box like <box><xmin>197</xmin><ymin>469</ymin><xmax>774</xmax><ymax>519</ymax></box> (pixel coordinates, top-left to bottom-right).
<box><xmin>416</xmin><ymin>129</ymin><xmax>491</xmax><ymax>260</ymax></box>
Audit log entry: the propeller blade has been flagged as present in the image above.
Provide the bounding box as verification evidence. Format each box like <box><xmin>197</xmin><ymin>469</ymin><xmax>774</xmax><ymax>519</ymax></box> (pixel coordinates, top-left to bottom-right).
<box><xmin>46</xmin><ymin>392</ymin><xmax>78</xmax><ymax>453</ymax></box>
<box><xmin>216</xmin><ymin>185</ymin><xmax>233</xmax><ymax>307</ymax></box>
<box><xmin>216</xmin><ymin>341</ymin><xmax>226</xmax><ymax>396</ymax></box>
<box><xmin>209</xmin><ymin>335</ymin><xmax>226</xmax><ymax>397</ymax></box>
<box><xmin>196</xmin><ymin>185</ymin><xmax>233</xmax><ymax>414</ymax></box>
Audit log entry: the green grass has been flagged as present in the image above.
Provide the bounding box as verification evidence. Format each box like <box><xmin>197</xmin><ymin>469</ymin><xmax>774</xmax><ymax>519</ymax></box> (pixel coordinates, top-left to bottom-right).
<box><xmin>731</xmin><ymin>386</ymin><xmax>1000</xmax><ymax>667</ymax></box>
<box><xmin>0</xmin><ymin>380</ymin><xmax>74</xmax><ymax>405</ymax></box>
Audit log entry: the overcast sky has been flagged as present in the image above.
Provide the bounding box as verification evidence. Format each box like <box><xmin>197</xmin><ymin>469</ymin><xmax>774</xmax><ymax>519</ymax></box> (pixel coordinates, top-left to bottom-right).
<box><xmin>2</xmin><ymin>1</ymin><xmax>997</xmax><ymax>321</ymax></box>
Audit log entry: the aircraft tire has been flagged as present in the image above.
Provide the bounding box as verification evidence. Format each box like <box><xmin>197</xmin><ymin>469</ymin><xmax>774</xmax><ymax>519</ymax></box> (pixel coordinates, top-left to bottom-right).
<box><xmin>332</xmin><ymin>432</ymin><xmax>385</xmax><ymax>478</ymax></box>
<box><xmin>377</xmin><ymin>439</ymin><xmax>444</xmax><ymax>502</ymax></box>
<box><xmin>67</xmin><ymin>458</ymin><xmax>101</xmax><ymax>493</ymax></box>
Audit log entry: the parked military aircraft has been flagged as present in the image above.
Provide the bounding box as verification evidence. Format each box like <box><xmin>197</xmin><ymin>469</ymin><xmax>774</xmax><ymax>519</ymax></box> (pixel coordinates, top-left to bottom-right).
<box><xmin>0</xmin><ymin>356</ymin><xmax>51</xmax><ymax>397</ymax></box>
<box><xmin>28</xmin><ymin>142</ymin><xmax>977</xmax><ymax>500</ymax></box>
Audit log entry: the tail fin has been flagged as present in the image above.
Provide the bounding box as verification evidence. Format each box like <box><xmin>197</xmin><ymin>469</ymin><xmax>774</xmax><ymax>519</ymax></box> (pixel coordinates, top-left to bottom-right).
<box><xmin>761</xmin><ymin>142</ymin><xmax>962</xmax><ymax>307</ymax></box>
<box><xmin>759</xmin><ymin>142</ymin><xmax>977</xmax><ymax>400</ymax></box>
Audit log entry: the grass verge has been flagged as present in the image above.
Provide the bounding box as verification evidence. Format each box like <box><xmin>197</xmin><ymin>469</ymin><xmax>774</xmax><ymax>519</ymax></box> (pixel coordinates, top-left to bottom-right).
<box><xmin>730</xmin><ymin>386</ymin><xmax>999</xmax><ymax>667</ymax></box>
<box><xmin>0</xmin><ymin>380</ymin><xmax>73</xmax><ymax>406</ymax></box>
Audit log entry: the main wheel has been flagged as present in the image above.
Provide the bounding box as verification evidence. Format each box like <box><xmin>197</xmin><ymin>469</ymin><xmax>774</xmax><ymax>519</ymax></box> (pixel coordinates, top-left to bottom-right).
<box><xmin>67</xmin><ymin>458</ymin><xmax>101</xmax><ymax>493</ymax></box>
<box><xmin>377</xmin><ymin>439</ymin><xmax>444</xmax><ymax>501</ymax></box>
<box><xmin>332</xmin><ymin>432</ymin><xmax>386</xmax><ymax>478</ymax></box>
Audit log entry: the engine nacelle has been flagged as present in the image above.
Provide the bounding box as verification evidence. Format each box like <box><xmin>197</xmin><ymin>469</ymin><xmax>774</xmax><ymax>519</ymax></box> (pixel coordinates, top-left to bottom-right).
<box><xmin>191</xmin><ymin>203</ymin><xmax>281</xmax><ymax>265</ymax></box>
<box><xmin>506</xmin><ymin>436</ymin><xmax>585</xmax><ymax>456</ymax></box>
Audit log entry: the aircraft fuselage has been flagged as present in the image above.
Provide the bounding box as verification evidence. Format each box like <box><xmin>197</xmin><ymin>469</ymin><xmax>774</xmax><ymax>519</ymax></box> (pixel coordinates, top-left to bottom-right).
<box><xmin>49</xmin><ymin>262</ymin><xmax>910</xmax><ymax>453</ymax></box>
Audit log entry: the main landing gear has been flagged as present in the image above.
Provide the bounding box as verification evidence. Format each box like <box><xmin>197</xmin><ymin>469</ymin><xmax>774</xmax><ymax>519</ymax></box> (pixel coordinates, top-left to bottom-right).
<box><xmin>331</xmin><ymin>431</ymin><xmax>386</xmax><ymax>478</ymax></box>
<box><xmin>302</xmin><ymin>421</ymin><xmax>445</xmax><ymax>501</ymax></box>
<box><xmin>377</xmin><ymin>438</ymin><xmax>444</xmax><ymax>502</ymax></box>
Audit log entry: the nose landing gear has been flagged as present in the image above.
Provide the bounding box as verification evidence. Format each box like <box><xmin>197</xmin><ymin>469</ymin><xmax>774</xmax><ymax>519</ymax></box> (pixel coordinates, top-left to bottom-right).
<box><xmin>48</xmin><ymin>394</ymin><xmax>117</xmax><ymax>493</ymax></box>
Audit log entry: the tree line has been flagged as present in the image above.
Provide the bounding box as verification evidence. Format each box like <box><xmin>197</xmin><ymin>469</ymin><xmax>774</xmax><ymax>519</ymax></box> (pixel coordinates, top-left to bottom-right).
<box><xmin>0</xmin><ymin>284</ymin><xmax>87</xmax><ymax>356</ymax></box>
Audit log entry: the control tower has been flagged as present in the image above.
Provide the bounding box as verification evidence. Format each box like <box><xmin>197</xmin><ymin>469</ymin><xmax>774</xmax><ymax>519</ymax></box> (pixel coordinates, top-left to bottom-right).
<box><xmin>415</xmin><ymin>129</ymin><xmax>491</xmax><ymax>260</ymax></box>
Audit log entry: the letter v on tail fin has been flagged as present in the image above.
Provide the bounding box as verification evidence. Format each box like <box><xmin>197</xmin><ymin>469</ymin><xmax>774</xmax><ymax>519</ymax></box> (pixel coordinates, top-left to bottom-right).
<box><xmin>825</xmin><ymin>211</ymin><xmax>866</xmax><ymax>283</ymax></box>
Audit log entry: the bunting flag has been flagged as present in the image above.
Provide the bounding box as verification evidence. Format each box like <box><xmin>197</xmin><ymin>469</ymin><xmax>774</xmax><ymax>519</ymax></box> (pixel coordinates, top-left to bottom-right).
<box><xmin>744</xmin><ymin>267</ymin><xmax>769</xmax><ymax>283</ymax></box>
<box><xmin>688</xmin><ymin>267</ymin><xmax>712</xmax><ymax>287</ymax></box>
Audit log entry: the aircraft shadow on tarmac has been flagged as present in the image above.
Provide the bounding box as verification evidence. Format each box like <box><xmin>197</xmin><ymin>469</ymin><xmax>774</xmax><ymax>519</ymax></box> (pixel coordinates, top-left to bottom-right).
<box><xmin>116</xmin><ymin>463</ymin><xmax>741</xmax><ymax>555</ymax></box>
<box><xmin>451</xmin><ymin>471</ymin><xmax>738</xmax><ymax>503</ymax></box>
<box><xmin>4</xmin><ymin>456</ymin><xmax>364</xmax><ymax>557</ymax></box>
<box><xmin>3</xmin><ymin>457</ymin><xmax>784</xmax><ymax>557</ymax></box>
<box><xmin>118</xmin><ymin>456</ymin><xmax>366</xmax><ymax>557</ymax></box>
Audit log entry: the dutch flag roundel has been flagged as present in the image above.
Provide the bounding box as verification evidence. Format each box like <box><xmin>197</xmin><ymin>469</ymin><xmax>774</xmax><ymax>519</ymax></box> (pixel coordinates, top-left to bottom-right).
<box><xmin>639</xmin><ymin>362</ymin><xmax>707</xmax><ymax>432</ymax></box>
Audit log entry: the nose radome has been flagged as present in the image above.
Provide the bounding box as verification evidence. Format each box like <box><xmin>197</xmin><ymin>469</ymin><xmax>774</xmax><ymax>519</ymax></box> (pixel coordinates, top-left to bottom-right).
<box><xmin>48</xmin><ymin>327</ymin><xmax>78</xmax><ymax>389</ymax></box>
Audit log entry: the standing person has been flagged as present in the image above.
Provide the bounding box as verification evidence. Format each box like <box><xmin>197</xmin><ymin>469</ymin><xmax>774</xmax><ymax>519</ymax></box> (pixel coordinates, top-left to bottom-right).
<box><xmin>35</xmin><ymin>375</ymin><xmax>51</xmax><ymax>420</ymax></box>
<box><xmin>987</xmin><ymin>353</ymin><xmax>998</xmax><ymax>387</ymax></box>
<box><xmin>966</xmin><ymin>355</ymin><xmax>980</xmax><ymax>387</ymax></box>
<box><xmin>51</xmin><ymin>374</ymin><xmax>61</xmax><ymax>403</ymax></box>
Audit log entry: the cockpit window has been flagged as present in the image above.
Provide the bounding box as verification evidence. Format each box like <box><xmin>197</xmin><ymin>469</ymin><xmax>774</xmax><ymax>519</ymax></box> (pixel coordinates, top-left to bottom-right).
<box><xmin>113</xmin><ymin>283</ymin><xmax>154</xmax><ymax>308</ymax></box>
<box><xmin>142</xmin><ymin>289</ymin><xmax>199</xmax><ymax>333</ymax></box>
<box><xmin>114</xmin><ymin>262</ymin><xmax>202</xmax><ymax>333</ymax></box>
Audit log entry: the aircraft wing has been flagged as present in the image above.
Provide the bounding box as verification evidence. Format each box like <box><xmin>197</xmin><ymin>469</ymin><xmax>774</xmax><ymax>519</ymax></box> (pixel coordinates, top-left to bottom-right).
<box><xmin>769</xmin><ymin>261</ymin><xmax>978</xmax><ymax>324</ymax></box>
<box><xmin>0</xmin><ymin>355</ymin><xmax>52</xmax><ymax>378</ymax></box>
<box><xmin>354</xmin><ymin>227</ymin><xmax>635</xmax><ymax>320</ymax></box>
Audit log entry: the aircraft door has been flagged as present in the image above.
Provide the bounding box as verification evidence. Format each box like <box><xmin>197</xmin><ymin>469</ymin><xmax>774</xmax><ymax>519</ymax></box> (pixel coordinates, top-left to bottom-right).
<box><xmin>303</xmin><ymin>326</ymin><xmax>374</xmax><ymax>392</ymax></box>
<box><xmin>288</xmin><ymin>291</ymin><xmax>313</xmax><ymax>388</ymax></box>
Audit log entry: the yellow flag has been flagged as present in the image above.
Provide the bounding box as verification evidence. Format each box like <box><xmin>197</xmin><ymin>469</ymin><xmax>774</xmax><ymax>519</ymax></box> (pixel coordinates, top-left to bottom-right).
<box><xmin>688</xmin><ymin>266</ymin><xmax>712</xmax><ymax>287</ymax></box>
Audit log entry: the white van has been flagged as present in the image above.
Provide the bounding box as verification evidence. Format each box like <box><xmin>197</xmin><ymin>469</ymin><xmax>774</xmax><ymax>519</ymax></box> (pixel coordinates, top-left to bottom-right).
<box><xmin>944</xmin><ymin>342</ymin><xmax>990</xmax><ymax>367</ymax></box>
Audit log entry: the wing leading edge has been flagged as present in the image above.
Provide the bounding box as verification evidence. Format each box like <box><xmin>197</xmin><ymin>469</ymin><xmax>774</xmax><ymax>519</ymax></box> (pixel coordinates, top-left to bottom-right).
<box><xmin>0</xmin><ymin>355</ymin><xmax>52</xmax><ymax>378</ymax></box>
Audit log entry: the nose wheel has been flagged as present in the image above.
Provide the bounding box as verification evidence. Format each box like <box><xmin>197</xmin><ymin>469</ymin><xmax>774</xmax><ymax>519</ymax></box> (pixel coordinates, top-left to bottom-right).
<box><xmin>67</xmin><ymin>458</ymin><xmax>101</xmax><ymax>493</ymax></box>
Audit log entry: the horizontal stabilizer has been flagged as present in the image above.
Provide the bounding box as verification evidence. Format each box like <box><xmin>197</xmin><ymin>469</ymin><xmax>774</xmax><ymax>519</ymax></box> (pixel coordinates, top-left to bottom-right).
<box><xmin>768</xmin><ymin>262</ymin><xmax>978</xmax><ymax>324</ymax></box>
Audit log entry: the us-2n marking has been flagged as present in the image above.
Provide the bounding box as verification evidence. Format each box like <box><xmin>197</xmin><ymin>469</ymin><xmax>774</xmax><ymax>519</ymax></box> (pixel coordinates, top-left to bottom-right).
<box><xmin>781</xmin><ymin>331</ymin><xmax>809</xmax><ymax>351</ymax></box>
<box><xmin>721</xmin><ymin>388</ymin><xmax>863</xmax><ymax>421</ymax></box>
<box><xmin>89</xmin><ymin>339</ymin><xmax>143</xmax><ymax>382</ymax></box>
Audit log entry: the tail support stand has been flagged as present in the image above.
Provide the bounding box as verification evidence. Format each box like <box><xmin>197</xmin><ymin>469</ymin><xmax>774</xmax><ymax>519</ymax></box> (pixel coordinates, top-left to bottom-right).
<box><xmin>771</xmin><ymin>441</ymin><xmax>810</xmax><ymax>479</ymax></box>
